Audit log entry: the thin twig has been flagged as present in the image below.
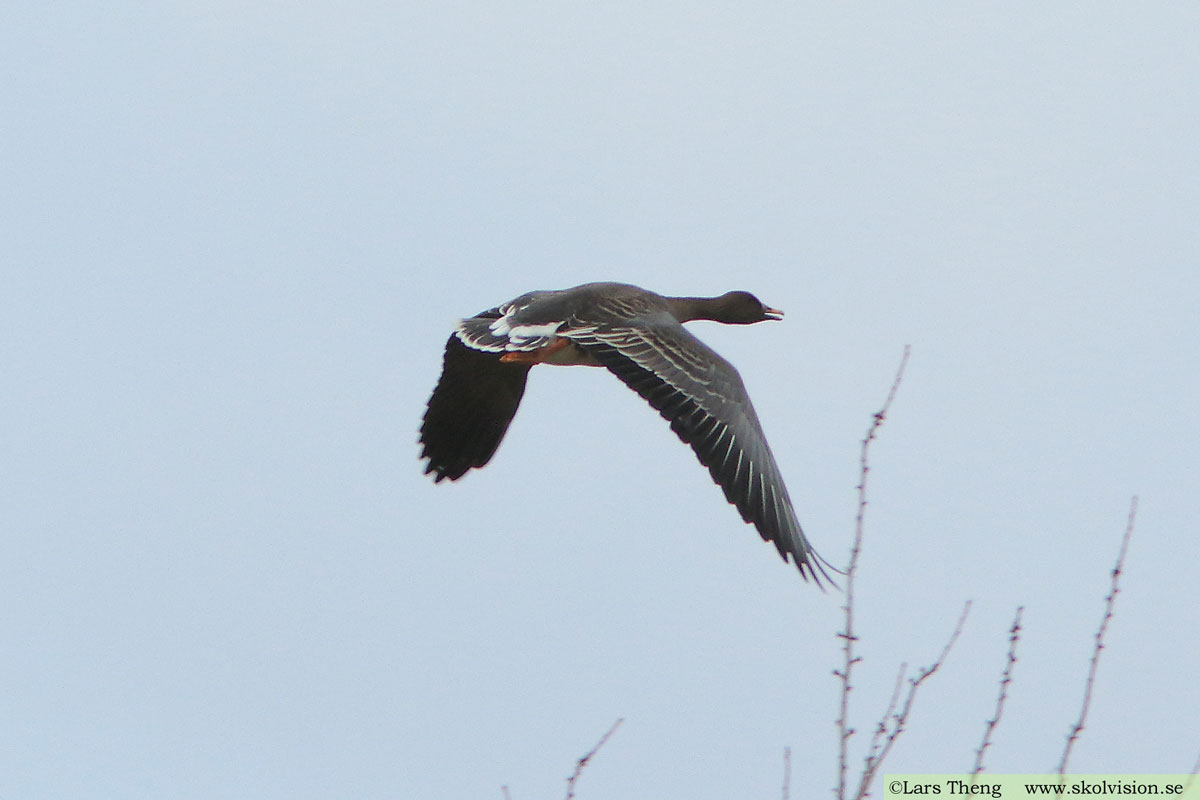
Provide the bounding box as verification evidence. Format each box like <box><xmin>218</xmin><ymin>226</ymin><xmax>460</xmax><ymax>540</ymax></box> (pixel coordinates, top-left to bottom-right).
<box><xmin>836</xmin><ymin>345</ymin><xmax>911</xmax><ymax>800</ymax></box>
<box><xmin>972</xmin><ymin>606</ymin><xmax>1024</xmax><ymax>777</ymax></box>
<box><xmin>854</xmin><ymin>601</ymin><xmax>971</xmax><ymax>799</ymax></box>
<box><xmin>782</xmin><ymin>746</ymin><xmax>792</xmax><ymax>800</ymax></box>
<box><xmin>863</xmin><ymin>662</ymin><xmax>908</xmax><ymax>771</ymax></box>
<box><xmin>1056</xmin><ymin>496</ymin><xmax>1138</xmax><ymax>777</ymax></box>
<box><xmin>1183</xmin><ymin>749</ymin><xmax>1200</xmax><ymax>796</ymax></box>
<box><xmin>564</xmin><ymin>718</ymin><xmax>624</xmax><ymax>800</ymax></box>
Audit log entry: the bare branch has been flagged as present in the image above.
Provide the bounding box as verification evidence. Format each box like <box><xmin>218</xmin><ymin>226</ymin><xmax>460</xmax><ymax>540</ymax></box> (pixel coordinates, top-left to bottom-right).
<box><xmin>1183</xmin><ymin>749</ymin><xmax>1200</xmax><ymax>796</ymax></box>
<box><xmin>1056</xmin><ymin>496</ymin><xmax>1138</xmax><ymax>777</ymax></box>
<box><xmin>972</xmin><ymin>606</ymin><xmax>1024</xmax><ymax>777</ymax></box>
<box><xmin>836</xmin><ymin>345</ymin><xmax>911</xmax><ymax>800</ymax></box>
<box><xmin>863</xmin><ymin>662</ymin><xmax>908</xmax><ymax>772</ymax></box>
<box><xmin>565</xmin><ymin>718</ymin><xmax>624</xmax><ymax>800</ymax></box>
<box><xmin>782</xmin><ymin>746</ymin><xmax>792</xmax><ymax>800</ymax></box>
<box><xmin>854</xmin><ymin>601</ymin><xmax>971</xmax><ymax>799</ymax></box>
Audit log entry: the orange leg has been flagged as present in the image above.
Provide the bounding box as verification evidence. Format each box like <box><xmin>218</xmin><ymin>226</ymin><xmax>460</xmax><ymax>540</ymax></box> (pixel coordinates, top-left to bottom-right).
<box><xmin>499</xmin><ymin>338</ymin><xmax>570</xmax><ymax>364</ymax></box>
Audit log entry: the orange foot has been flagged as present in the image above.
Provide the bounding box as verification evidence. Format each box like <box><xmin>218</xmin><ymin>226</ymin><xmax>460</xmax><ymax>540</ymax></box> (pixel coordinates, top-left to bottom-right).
<box><xmin>499</xmin><ymin>338</ymin><xmax>570</xmax><ymax>364</ymax></box>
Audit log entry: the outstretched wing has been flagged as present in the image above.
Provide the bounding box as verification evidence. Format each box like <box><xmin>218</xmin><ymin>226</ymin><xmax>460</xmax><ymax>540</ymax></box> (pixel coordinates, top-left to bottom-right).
<box><xmin>419</xmin><ymin>311</ymin><xmax>533</xmax><ymax>482</ymax></box>
<box><xmin>568</xmin><ymin>314</ymin><xmax>834</xmax><ymax>585</ymax></box>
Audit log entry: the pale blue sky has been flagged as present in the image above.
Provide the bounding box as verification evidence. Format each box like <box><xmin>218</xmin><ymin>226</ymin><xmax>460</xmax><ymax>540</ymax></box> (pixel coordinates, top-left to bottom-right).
<box><xmin>2</xmin><ymin>3</ymin><xmax>1198</xmax><ymax>798</ymax></box>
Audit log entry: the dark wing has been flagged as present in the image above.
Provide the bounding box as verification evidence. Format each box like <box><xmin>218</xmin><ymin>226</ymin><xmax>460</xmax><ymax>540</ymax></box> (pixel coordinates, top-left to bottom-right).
<box><xmin>419</xmin><ymin>313</ymin><xmax>532</xmax><ymax>482</ymax></box>
<box><xmin>567</xmin><ymin>314</ymin><xmax>834</xmax><ymax>585</ymax></box>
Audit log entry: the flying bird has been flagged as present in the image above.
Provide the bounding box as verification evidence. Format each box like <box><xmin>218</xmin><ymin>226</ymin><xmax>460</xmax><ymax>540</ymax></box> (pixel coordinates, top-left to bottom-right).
<box><xmin>419</xmin><ymin>282</ymin><xmax>834</xmax><ymax>585</ymax></box>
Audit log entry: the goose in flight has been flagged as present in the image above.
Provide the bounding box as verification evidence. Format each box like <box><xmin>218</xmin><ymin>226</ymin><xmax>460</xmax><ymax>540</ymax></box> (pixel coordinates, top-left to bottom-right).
<box><xmin>419</xmin><ymin>282</ymin><xmax>834</xmax><ymax>585</ymax></box>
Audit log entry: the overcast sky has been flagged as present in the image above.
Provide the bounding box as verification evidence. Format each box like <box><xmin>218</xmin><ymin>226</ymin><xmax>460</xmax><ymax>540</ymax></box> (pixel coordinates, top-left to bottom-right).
<box><xmin>3</xmin><ymin>3</ymin><xmax>1198</xmax><ymax>798</ymax></box>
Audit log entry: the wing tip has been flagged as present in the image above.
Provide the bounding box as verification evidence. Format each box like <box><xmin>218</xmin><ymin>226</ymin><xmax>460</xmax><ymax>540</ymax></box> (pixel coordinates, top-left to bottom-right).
<box><xmin>798</xmin><ymin>553</ymin><xmax>843</xmax><ymax>591</ymax></box>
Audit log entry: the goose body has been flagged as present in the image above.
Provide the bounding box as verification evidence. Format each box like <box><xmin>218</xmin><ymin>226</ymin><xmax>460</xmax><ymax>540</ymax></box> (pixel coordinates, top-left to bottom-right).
<box><xmin>419</xmin><ymin>282</ymin><xmax>833</xmax><ymax>585</ymax></box>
